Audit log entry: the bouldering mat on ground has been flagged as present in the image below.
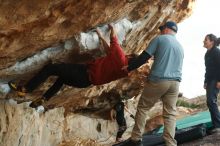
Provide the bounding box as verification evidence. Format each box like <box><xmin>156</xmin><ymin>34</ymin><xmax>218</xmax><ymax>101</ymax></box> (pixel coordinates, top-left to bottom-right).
<box><xmin>113</xmin><ymin>111</ymin><xmax>212</xmax><ymax>146</ymax></box>
<box><xmin>157</xmin><ymin>111</ymin><xmax>212</xmax><ymax>133</ymax></box>
<box><xmin>113</xmin><ymin>124</ymin><xmax>207</xmax><ymax>146</ymax></box>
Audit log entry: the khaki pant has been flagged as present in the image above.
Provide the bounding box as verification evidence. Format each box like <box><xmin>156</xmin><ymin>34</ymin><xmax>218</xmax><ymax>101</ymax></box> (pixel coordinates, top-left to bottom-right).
<box><xmin>131</xmin><ymin>80</ymin><xmax>180</xmax><ymax>146</ymax></box>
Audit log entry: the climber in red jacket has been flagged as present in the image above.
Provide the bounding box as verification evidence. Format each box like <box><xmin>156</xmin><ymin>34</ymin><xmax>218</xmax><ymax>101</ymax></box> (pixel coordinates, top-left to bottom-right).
<box><xmin>8</xmin><ymin>24</ymin><xmax>136</xmax><ymax>108</ymax></box>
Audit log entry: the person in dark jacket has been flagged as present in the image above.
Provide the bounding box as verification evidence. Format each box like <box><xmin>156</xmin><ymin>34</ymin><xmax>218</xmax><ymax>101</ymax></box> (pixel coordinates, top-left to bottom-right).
<box><xmin>203</xmin><ymin>33</ymin><xmax>220</xmax><ymax>133</ymax></box>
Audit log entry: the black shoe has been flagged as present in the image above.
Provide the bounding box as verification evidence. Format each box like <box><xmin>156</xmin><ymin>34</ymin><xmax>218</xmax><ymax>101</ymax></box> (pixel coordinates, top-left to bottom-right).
<box><xmin>125</xmin><ymin>139</ymin><xmax>143</xmax><ymax>146</ymax></box>
<box><xmin>29</xmin><ymin>98</ymin><xmax>45</xmax><ymax>108</ymax></box>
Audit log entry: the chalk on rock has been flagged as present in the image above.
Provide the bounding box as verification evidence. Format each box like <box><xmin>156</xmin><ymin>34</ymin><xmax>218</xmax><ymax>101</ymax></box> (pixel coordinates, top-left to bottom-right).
<box><xmin>36</xmin><ymin>105</ymin><xmax>45</xmax><ymax>113</ymax></box>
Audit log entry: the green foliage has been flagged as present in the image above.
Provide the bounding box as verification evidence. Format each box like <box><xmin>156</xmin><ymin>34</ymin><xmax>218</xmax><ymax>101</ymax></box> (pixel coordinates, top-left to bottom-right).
<box><xmin>176</xmin><ymin>99</ymin><xmax>200</xmax><ymax>109</ymax></box>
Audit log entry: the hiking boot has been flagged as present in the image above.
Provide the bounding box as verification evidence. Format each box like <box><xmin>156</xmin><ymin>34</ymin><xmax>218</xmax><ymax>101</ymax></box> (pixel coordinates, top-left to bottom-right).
<box><xmin>125</xmin><ymin>139</ymin><xmax>143</xmax><ymax>146</ymax></box>
<box><xmin>29</xmin><ymin>98</ymin><xmax>45</xmax><ymax>108</ymax></box>
<box><xmin>8</xmin><ymin>81</ymin><xmax>26</xmax><ymax>97</ymax></box>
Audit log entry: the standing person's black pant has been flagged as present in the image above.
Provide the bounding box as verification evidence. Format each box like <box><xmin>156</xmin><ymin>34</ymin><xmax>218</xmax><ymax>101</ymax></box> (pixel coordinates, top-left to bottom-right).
<box><xmin>206</xmin><ymin>80</ymin><xmax>220</xmax><ymax>128</ymax></box>
<box><xmin>116</xmin><ymin>118</ymin><xmax>127</xmax><ymax>139</ymax></box>
<box><xmin>24</xmin><ymin>63</ymin><xmax>91</xmax><ymax>100</ymax></box>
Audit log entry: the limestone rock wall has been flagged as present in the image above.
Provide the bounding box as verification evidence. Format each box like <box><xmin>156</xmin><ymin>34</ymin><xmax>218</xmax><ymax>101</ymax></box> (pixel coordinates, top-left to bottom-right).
<box><xmin>0</xmin><ymin>0</ymin><xmax>194</xmax><ymax>71</ymax></box>
<box><xmin>0</xmin><ymin>100</ymin><xmax>64</xmax><ymax>146</ymax></box>
<box><xmin>0</xmin><ymin>99</ymin><xmax>137</xmax><ymax>146</ymax></box>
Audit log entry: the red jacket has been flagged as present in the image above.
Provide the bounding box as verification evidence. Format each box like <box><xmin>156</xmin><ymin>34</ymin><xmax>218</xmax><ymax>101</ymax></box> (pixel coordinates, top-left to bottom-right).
<box><xmin>87</xmin><ymin>36</ymin><xmax>128</xmax><ymax>85</ymax></box>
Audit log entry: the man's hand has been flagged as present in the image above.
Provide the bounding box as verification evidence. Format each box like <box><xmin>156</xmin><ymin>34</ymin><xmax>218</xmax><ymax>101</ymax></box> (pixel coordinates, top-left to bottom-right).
<box><xmin>203</xmin><ymin>83</ymin><xmax>207</xmax><ymax>89</ymax></box>
<box><xmin>217</xmin><ymin>82</ymin><xmax>220</xmax><ymax>89</ymax></box>
<box><xmin>108</xmin><ymin>23</ymin><xmax>114</xmax><ymax>30</ymax></box>
<box><xmin>122</xmin><ymin>65</ymin><xmax>128</xmax><ymax>73</ymax></box>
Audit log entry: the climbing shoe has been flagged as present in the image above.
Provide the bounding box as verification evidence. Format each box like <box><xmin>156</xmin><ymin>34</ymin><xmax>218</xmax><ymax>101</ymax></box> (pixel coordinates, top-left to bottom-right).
<box><xmin>29</xmin><ymin>98</ymin><xmax>45</xmax><ymax>108</ymax></box>
<box><xmin>8</xmin><ymin>81</ymin><xmax>26</xmax><ymax>97</ymax></box>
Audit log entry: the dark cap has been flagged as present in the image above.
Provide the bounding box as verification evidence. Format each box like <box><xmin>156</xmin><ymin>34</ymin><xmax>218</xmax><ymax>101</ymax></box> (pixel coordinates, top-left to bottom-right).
<box><xmin>159</xmin><ymin>21</ymin><xmax>178</xmax><ymax>33</ymax></box>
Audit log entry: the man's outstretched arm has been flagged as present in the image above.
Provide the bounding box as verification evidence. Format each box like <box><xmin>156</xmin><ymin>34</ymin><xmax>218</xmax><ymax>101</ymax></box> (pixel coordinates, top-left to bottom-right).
<box><xmin>127</xmin><ymin>51</ymin><xmax>151</xmax><ymax>71</ymax></box>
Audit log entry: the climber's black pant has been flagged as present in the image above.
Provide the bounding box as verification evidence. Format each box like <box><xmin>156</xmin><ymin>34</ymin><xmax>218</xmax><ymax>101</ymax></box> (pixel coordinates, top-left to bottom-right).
<box><xmin>25</xmin><ymin>63</ymin><xmax>91</xmax><ymax>100</ymax></box>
